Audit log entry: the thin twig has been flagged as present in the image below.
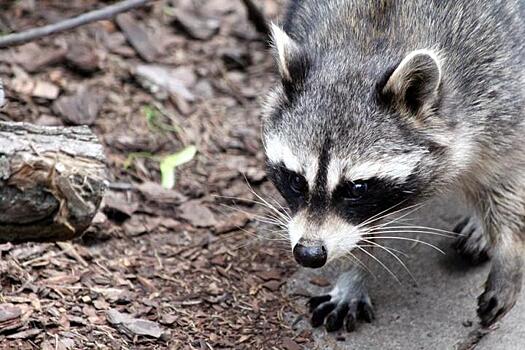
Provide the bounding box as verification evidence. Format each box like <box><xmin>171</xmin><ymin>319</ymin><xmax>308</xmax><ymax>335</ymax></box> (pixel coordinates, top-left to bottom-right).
<box><xmin>0</xmin><ymin>0</ymin><xmax>153</xmax><ymax>48</ymax></box>
<box><xmin>240</xmin><ymin>0</ymin><xmax>270</xmax><ymax>37</ymax></box>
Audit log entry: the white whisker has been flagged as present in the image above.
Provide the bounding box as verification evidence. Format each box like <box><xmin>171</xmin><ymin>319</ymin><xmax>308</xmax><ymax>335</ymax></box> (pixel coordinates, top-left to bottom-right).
<box><xmin>361</xmin><ymin>240</ymin><xmax>417</xmax><ymax>284</ymax></box>
<box><xmin>357</xmin><ymin>246</ymin><xmax>401</xmax><ymax>284</ymax></box>
<box><xmin>367</xmin><ymin>224</ymin><xmax>458</xmax><ymax>235</ymax></box>
<box><xmin>357</xmin><ymin>202</ymin><xmax>425</xmax><ymax>229</ymax></box>
<box><xmin>243</xmin><ymin>176</ymin><xmax>292</xmax><ymax>221</ymax></box>
<box><xmin>366</xmin><ymin>236</ymin><xmax>445</xmax><ymax>254</ymax></box>
<box><xmin>346</xmin><ymin>249</ymin><xmax>377</xmax><ymax>280</ymax></box>
<box><xmin>366</xmin><ymin>229</ymin><xmax>456</xmax><ymax>239</ymax></box>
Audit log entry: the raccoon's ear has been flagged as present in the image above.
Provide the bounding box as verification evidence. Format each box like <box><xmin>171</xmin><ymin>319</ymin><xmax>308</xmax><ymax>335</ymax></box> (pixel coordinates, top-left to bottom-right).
<box><xmin>382</xmin><ymin>49</ymin><xmax>442</xmax><ymax>115</ymax></box>
<box><xmin>270</xmin><ymin>24</ymin><xmax>308</xmax><ymax>87</ymax></box>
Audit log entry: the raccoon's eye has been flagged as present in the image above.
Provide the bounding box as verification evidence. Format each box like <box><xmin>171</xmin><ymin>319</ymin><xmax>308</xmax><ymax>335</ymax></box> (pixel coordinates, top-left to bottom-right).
<box><xmin>289</xmin><ymin>173</ymin><xmax>307</xmax><ymax>195</ymax></box>
<box><xmin>345</xmin><ymin>181</ymin><xmax>369</xmax><ymax>200</ymax></box>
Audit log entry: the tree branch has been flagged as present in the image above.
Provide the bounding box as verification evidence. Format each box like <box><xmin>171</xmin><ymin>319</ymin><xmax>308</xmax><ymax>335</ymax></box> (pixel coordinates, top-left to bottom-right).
<box><xmin>0</xmin><ymin>0</ymin><xmax>153</xmax><ymax>48</ymax></box>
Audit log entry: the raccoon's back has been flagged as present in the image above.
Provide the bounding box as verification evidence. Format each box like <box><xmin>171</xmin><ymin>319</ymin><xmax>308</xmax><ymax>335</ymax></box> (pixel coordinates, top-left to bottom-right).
<box><xmin>283</xmin><ymin>0</ymin><xmax>524</xmax><ymax>58</ymax></box>
<box><xmin>283</xmin><ymin>0</ymin><xmax>525</xmax><ymax>130</ymax></box>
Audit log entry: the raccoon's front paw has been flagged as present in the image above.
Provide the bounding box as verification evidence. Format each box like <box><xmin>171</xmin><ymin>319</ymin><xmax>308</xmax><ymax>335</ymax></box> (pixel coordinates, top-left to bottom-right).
<box><xmin>478</xmin><ymin>263</ymin><xmax>522</xmax><ymax>327</ymax></box>
<box><xmin>307</xmin><ymin>290</ymin><xmax>374</xmax><ymax>332</ymax></box>
<box><xmin>453</xmin><ymin>217</ymin><xmax>491</xmax><ymax>264</ymax></box>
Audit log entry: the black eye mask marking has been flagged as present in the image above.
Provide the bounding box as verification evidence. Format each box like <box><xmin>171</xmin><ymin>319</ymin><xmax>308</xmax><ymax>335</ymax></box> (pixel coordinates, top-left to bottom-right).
<box><xmin>332</xmin><ymin>176</ymin><xmax>419</xmax><ymax>225</ymax></box>
<box><xmin>266</xmin><ymin>162</ymin><xmax>308</xmax><ymax>213</ymax></box>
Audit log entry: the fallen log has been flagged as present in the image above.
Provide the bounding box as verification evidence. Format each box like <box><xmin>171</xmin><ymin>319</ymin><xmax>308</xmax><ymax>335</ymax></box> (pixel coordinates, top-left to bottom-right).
<box><xmin>0</xmin><ymin>121</ymin><xmax>107</xmax><ymax>243</ymax></box>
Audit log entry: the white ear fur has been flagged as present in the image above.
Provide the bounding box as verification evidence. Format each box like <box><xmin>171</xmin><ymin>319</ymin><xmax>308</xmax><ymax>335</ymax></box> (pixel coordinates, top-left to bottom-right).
<box><xmin>383</xmin><ymin>49</ymin><xmax>442</xmax><ymax>114</ymax></box>
<box><xmin>270</xmin><ymin>23</ymin><xmax>299</xmax><ymax>81</ymax></box>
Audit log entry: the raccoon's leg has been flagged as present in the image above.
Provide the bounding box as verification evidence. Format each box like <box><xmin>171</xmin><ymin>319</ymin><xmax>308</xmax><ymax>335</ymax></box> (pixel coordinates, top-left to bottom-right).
<box><xmin>453</xmin><ymin>216</ymin><xmax>491</xmax><ymax>264</ymax></box>
<box><xmin>473</xmin><ymin>183</ymin><xmax>525</xmax><ymax>327</ymax></box>
<box><xmin>308</xmin><ymin>267</ymin><xmax>374</xmax><ymax>332</ymax></box>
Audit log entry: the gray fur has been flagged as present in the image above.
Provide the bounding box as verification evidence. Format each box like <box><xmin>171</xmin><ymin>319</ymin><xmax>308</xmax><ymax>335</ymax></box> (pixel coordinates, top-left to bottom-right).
<box><xmin>263</xmin><ymin>0</ymin><xmax>525</xmax><ymax>330</ymax></box>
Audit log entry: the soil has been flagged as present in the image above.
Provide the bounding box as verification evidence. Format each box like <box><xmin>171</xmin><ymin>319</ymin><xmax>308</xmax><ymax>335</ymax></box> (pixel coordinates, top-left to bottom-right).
<box><xmin>0</xmin><ymin>1</ymin><xmax>312</xmax><ymax>349</ymax></box>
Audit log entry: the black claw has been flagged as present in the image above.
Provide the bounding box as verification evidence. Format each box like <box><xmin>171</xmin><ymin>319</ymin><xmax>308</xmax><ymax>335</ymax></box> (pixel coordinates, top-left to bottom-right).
<box><xmin>345</xmin><ymin>312</ymin><xmax>356</xmax><ymax>332</ymax></box>
<box><xmin>453</xmin><ymin>217</ymin><xmax>470</xmax><ymax>234</ymax></box>
<box><xmin>308</xmin><ymin>295</ymin><xmax>331</xmax><ymax>312</ymax></box>
<box><xmin>359</xmin><ymin>302</ymin><xmax>375</xmax><ymax>323</ymax></box>
<box><xmin>311</xmin><ymin>302</ymin><xmax>336</xmax><ymax>328</ymax></box>
<box><xmin>452</xmin><ymin>235</ymin><xmax>466</xmax><ymax>251</ymax></box>
<box><xmin>453</xmin><ymin>221</ymin><xmax>491</xmax><ymax>265</ymax></box>
<box><xmin>478</xmin><ymin>294</ymin><xmax>498</xmax><ymax>326</ymax></box>
<box><xmin>308</xmin><ymin>293</ymin><xmax>375</xmax><ymax>332</ymax></box>
<box><xmin>325</xmin><ymin>303</ymin><xmax>349</xmax><ymax>332</ymax></box>
<box><xmin>344</xmin><ymin>301</ymin><xmax>359</xmax><ymax>332</ymax></box>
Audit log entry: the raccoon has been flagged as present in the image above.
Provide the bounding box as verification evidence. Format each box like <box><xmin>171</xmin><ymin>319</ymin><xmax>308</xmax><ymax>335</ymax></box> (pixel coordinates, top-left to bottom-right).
<box><xmin>262</xmin><ymin>0</ymin><xmax>525</xmax><ymax>332</ymax></box>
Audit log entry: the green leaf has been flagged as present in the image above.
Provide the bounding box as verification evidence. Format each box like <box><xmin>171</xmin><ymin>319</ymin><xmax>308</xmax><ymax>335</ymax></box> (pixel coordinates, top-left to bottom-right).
<box><xmin>143</xmin><ymin>105</ymin><xmax>159</xmax><ymax>131</ymax></box>
<box><xmin>160</xmin><ymin>146</ymin><xmax>197</xmax><ymax>189</ymax></box>
<box><xmin>142</xmin><ymin>105</ymin><xmax>181</xmax><ymax>134</ymax></box>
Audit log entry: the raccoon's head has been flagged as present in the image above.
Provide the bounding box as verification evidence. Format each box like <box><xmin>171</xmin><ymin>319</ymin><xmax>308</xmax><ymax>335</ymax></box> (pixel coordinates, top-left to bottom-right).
<box><xmin>262</xmin><ymin>25</ymin><xmax>468</xmax><ymax>268</ymax></box>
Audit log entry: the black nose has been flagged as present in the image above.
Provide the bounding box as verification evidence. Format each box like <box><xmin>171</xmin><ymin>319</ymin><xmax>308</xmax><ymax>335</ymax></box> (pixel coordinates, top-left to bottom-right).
<box><xmin>293</xmin><ymin>240</ymin><xmax>327</xmax><ymax>268</ymax></box>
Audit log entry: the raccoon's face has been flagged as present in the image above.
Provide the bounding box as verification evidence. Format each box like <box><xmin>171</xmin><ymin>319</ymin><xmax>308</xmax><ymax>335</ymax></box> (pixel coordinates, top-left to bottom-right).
<box><xmin>262</xmin><ymin>25</ymin><xmax>458</xmax><ymax>268</ymax></box>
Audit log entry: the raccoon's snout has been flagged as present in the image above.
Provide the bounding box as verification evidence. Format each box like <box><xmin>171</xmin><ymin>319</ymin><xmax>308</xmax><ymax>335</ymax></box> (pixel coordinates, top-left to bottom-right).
<box><xmin>293</xmin><ymin>239</ymin><xmax>327</xmax><ymax>268</ymax></box>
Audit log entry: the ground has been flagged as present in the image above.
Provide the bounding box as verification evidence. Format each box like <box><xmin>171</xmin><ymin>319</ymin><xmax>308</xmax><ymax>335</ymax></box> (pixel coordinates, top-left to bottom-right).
<box><xmin>0</xmin><ymin>1</ymin><xmax>308</xmax><ymax>349</ymax></box>
<box><xmin>0</xmin><ymin>1</ymin><xmax>524</xmax><ymax>350</ymax></box>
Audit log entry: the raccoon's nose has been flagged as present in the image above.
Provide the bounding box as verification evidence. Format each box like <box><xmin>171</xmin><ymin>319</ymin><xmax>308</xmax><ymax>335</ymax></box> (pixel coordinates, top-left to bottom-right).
<box><xmin>293</xmin><ymin>240</ymin><xmax>327</xmax><ymax>268</ymax></box>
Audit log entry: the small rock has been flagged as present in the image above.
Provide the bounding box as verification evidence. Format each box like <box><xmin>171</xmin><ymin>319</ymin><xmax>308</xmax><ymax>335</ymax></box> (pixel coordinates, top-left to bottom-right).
<box><xmin>282</xmin><ymin>337</ymin><xmax>302</xmax><ymax>350</ymax></box>
<box><xmin>106</xmin><ymin>309</ymin><xmax>164</xmax><ymax>338</ymax></box>
<box><xmin>93</xmin><ymin>298</ymin><xmax>110</xmax><ymax>310</ymax></box>
<box><xmin>116</xmin><ymin>13</ymin><xmax>160</xmax><ymax>62</ymax></box>
<box><xmin>66</xmin><ymin>42</ymin><xmax>101</xmax><ymax>74</ymax></box>
<box><xmin>67</xmin><ymin>315</ymin><xmax>88</xmax><ymax>326</ymax></box>
<box><xmin>257</xmin><ymin>270</ymin><xmax>282</xmax><ymax>282</ymax></box>
<box><xmin>220</xmin><ymin>47</ymin><xmax>251</xmax><ymax>70</ymax></box>
<box><xmin>103</xmin><ymin>192</ymin><xmax>139</xmax><ymax>221</ymax></box>
<box><xmin>214</xmin><ymin>212</ymin><xmax>251</xmax><ymax>234</ymax></box>
<box><xmin>13</xmin><ymin>43</ymin><xmax>66</xmax><ymax>73</ymax></box>
<box><xmin>53</xmin><ymin>86</ymin><xmax>105</xmax><ymax>126</ymax></box>
<box><xmin>245</xmin><ymin>167</ymin><xmax>266</xmax><ymax>183</ymax></box>
<box><xmin>178</xmin><ymin>200</ymin><xmax>218</xmax><ymax>228</ymax></box>
<box><xmin>91</xmin><ymin>287</ymin><xmax>132</xmax><ymax>304</ymax></box>
<box><xmin>134</xmin><ymin>64</ymin><xmax>196</xmax><ymax>101</ymax></box>
<box><xmin>122</xmin><ymin>215</ymin><xmax>160</xmax><ymax>237</ymax></box>
<box><xmin>35</xmin><ymin>114</ymin><xmax>63</xmax><ymax>126</ymax></box>
<box><xmin>262</xmin><ymin>280</ymin><xmax>283</xmax><ymax>292</ymax></box>
<box><xmin>11</xmin><ymin>75</ymin><xmax>34</xmax><ymax>96</ymax></box>
<box><xmin>105</xmin><ymin>32</ymin><xmax>137</xmax><ymax>57</ymax></box>
<box><xmin>159</xmin><ymin>314</ymin><xmax>177</xmax><ymax>325</ymax></box>
<box><xmin>32</xmin><ymin>80</ymin><xmax>60</xmax><ymax>100</ymax></box>
<box><xmin>0</xmin><ymin>304</ymin><xmax>21</xmax><ymax>323</ymax></box>
<box><xmin>194</xmin><ymin>79</ymin><xmax>214</xmax><ymax>99</ymax></box>
<box><xmin>60</xmin><ymin>338</ymin><xmax>76</xmax><ymax>349</ymax></box>
<box><xmin>171</xmin><ymin>9</ymin><xmax>220</xmax><ymax>40</ymax></box>
<box><xmin>210</xmin><ymin>255</ymin><xmax>227</xmax><ymax>267</ymax></box>
<box><xmin>6</xmin><ymin>328</ymin><xmax>42</xmax><ymax>339</ymax></box>
<box><xmin>136</xmin><ymin>181</ymin><xmax>187</xmax><ymax>204</ymax></box>
<box><xmin>203</xmin><ymin>0</ymin><xmax>238</xmax><ymax>16</ymax></box>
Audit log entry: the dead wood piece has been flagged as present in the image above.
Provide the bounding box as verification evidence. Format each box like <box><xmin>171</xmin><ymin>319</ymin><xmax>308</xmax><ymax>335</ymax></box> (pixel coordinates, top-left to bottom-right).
<box><xmin>0</xmin><ymin>122</ymin><xmax>107</xmax><ymax>243</ymax></box>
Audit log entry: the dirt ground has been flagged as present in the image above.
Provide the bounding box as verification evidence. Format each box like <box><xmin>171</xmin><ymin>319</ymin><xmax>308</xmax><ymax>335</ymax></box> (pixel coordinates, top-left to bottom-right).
<box><xmin>0</xmin><ymin>1</ymin><xmax>313</xmax><ymax>349</ymax></box>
